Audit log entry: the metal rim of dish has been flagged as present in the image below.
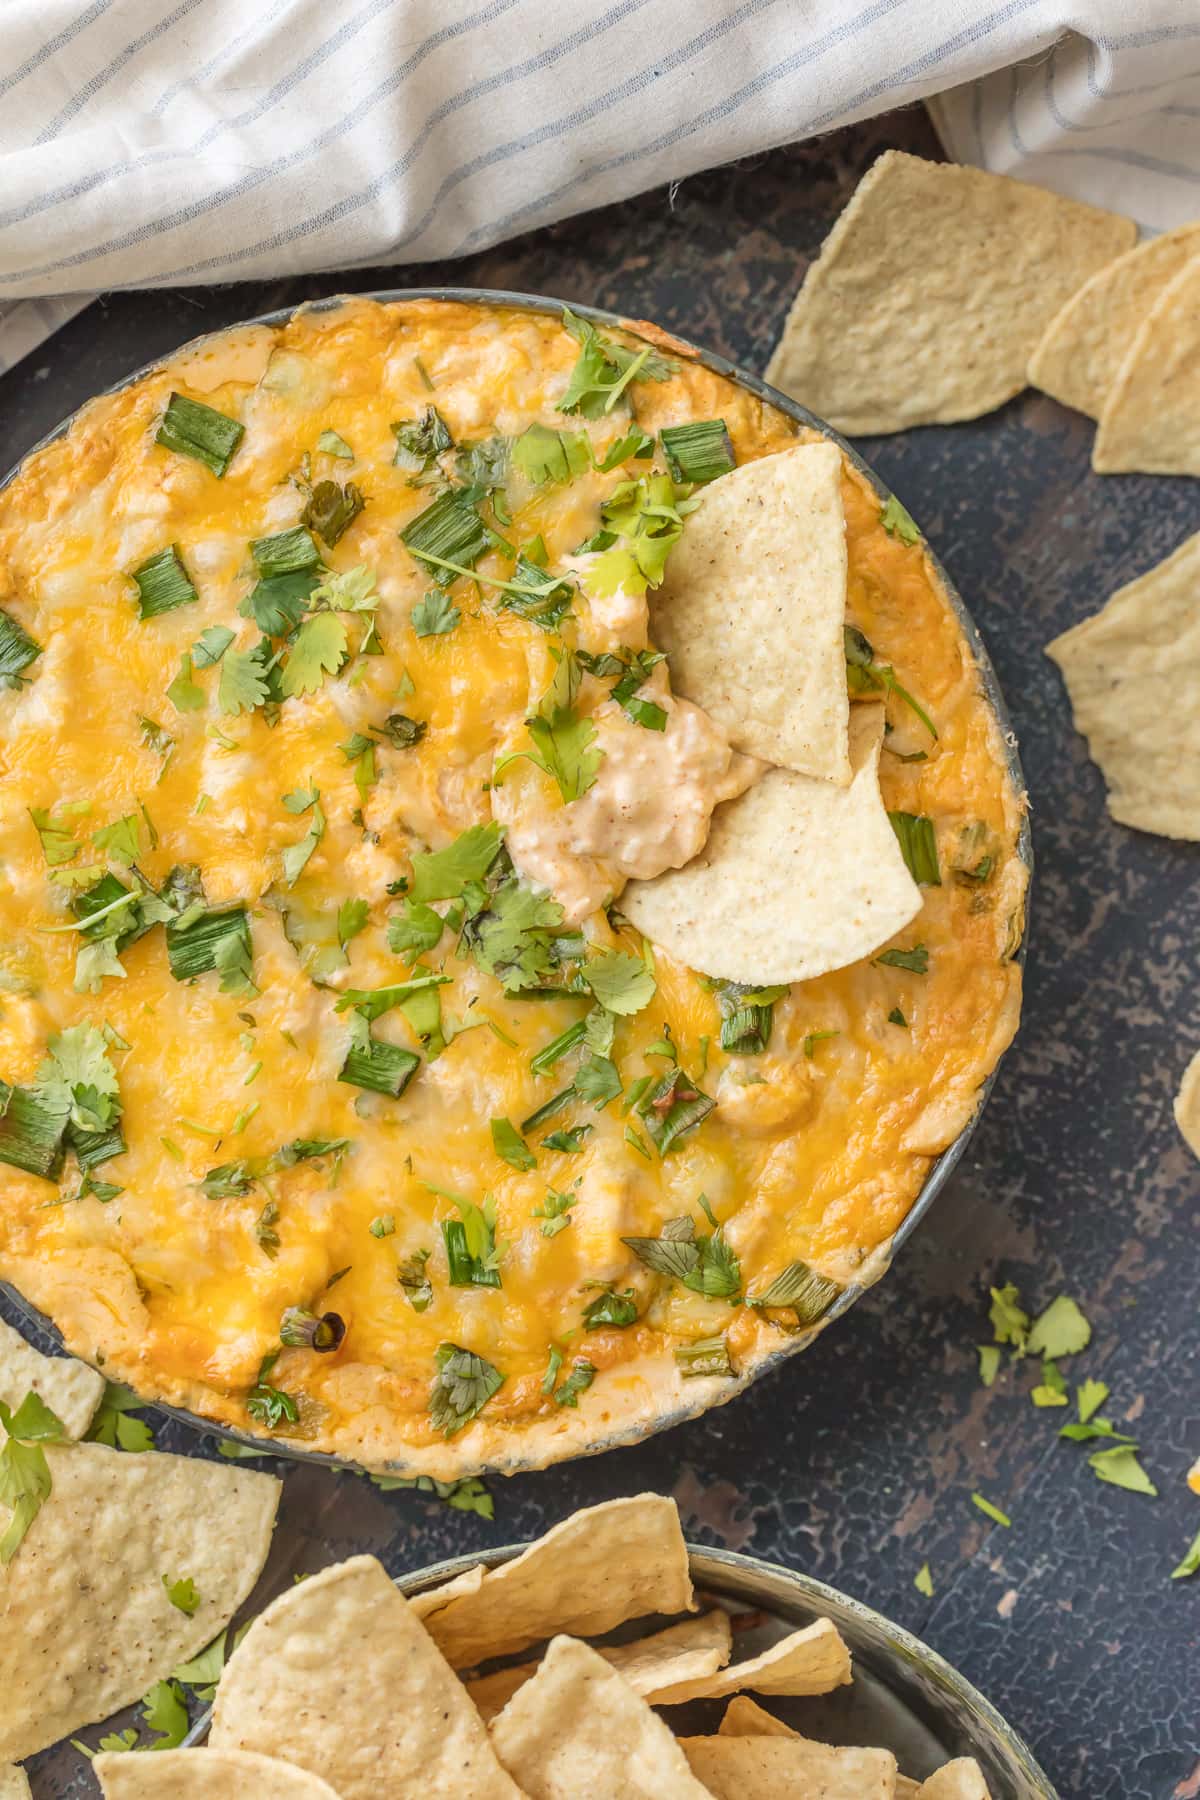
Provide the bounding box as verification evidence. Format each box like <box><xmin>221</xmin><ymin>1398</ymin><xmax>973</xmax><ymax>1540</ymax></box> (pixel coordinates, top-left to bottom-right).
<box><xmin>0</xmin><ymin>287</ymin><xmax>1034</xmax><ymax>1474</ymax></box>
<box><xmin>182</xmin><ymin>1539</ymin><xmax>1057</xmax><ymax>1796</ymax></box>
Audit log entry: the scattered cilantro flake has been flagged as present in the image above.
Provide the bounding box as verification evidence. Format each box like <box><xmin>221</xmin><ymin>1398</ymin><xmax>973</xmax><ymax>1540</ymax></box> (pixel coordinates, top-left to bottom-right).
<box><xmin>410</xmin><ymin>822</ymin><xmax>503</xmax><ymax>903</ymax></box>
<box><xmin>317</xmin><ymin>429</ymin><xmax>354</xmax><ymax>459</ymax></box>
<box><xmin>337</xmin><ymin>897</ymin><xmax>369</xmax><ymax>948</ymax></box>
<box><xmin>218</xmin><ymin>641</ymin><xmax>272</xmax><ymax>716</ymax></box>
<box><xmin>582</xmin><ymin>1287</ymin><xmax>639</xmax><ymax>1328</ymax></box>
<box><xmin>977</xmin><ymin>1344</ymin><xmax>1001</xmax><ymax>1387</ymax></box>
<box><xmin>86</xmin><ymin>1382</ymin><xmax>156</xmax><ymax>1452</ymax></box>
<box><xmin>398</xmin><ymin>1248</ymin><xmax>434</xmax><ymax>1312</ymax></box>
<box><xmin>92</xmin><ymin>814</ymin><xmax>141</xmax><ymax>864</ymax></box>
<box><xmin>971</xmin><ymin>1492</ymin><xmax>1011</xmax><ymax>1527</ymax></box>
<box><xmin>914</xmin><ymin>1562</ymin><xmax>934</xmax><ymax>1597</ymax></box>
<box><xmin>532</xmin><ymin>1186</ymin><xmax>576</xmax><ymax>1237</ymax></box>
<box><xmin>310</xmin><ymin>565</ymin><xmax>377</xmax><ymax>612</ymax></box>
<box><xmin>140</xmin><ymin>1677</ymin><xmax>190</xmax><ymax>1750</ymax></box>
<box><xmin>541</xmin><ymin>1125</ymin><xmax>592</xmax><ymax>1155</ymax></box>
<box><xmin>988</xmin><ymin>1282</ymin><xmax>1030</xmax><ymax>1353</ymax></box>
<box><xmin>369</xmin><ymin>1213</ymin><xmax>395</xmax><ymax>1238</ymax></box>
<box><xmin>552</xmin><ymin>1359</ymin><xmax>596</xmax><ymax>1408</ymax></box>
<box><xmin>1027</xmin><ymin>1295</ymin><xmax>1091</xmax><ymax>1360</ymax></box>
<box><xmin>0</xmin><ymin>1391</ymin><xmax>66</xmax><ymax>1564</ymax></box>
<box><xmin>874</xmin><ymin>944</ymin><xmax>929</xmax><ymax>974</ymax></box>
<box><xmin>281</xmin><ymin>791</ymin><xmax>326</xmax><ymax>886</ymax></box>
<box><xmin>371</xmin><ymin>1472</ymin><xmax>494</xmax><ymax>1520</ymax></box>
<box><xmin>162</xmin><ymin>1573</ymin><xmax>200</xmax><ymax>1615</ymax></box>
<box><xmin>558</xmin><ymin>307</ymin><xmax>673</xmax><ymax>418</ymax></box>
<box><xmin>1088</xmin><ymin>1444</ymin><xmax>1158</xmax><ymax>1496</ymax></box>
<box><xmin>1076</xmin><ymin>1379</ymin><xmax>1109</xmax><ymax>1423</ymax></box>
<box><xmin>880</xmin><ymin>495</ymin><xmax>921</xmax><ymax>545</ymax></box>
<box><xmin>1172</xmin><ymin>1526</ymin><xmax>1200</xmax><ymax>1580</ymax></box>
<box><xmin>172</xmin><ymin>1631</ymin><xmax>228</xmax><ymax>1700</ymax></box>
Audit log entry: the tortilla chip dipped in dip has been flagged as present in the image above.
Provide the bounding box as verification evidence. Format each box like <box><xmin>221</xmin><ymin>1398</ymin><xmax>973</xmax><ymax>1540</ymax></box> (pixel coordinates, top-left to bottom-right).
<box><xmin>0</xmin><ymin>296</ymin><xmax>1024</xmax><ymax>1475</ymax></box>
<box><xmin>765</xmin><ymin>150</ymin><xmax>1134</xmax><ymax>434</ymax></box>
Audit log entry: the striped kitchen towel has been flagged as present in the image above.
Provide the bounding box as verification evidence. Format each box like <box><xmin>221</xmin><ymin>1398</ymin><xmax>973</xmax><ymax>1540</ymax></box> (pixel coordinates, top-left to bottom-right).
<box><xmin>1</xmin><ymin>0</ymin><xmax>1198</xmax><ymax>372</ymax></box>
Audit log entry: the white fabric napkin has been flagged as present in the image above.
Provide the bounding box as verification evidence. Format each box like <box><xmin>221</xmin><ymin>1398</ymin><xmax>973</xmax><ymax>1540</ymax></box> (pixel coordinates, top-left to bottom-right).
<box><xmin>1</xmin><ymin>0</ymin><xmax>1198</xmax><ymax>374</ymax></box>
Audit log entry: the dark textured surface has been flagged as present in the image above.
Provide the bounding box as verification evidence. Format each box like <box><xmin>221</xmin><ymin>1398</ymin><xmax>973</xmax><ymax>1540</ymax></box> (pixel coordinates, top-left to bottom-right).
<box><xmin>3</xmin><ymin>109</ymin><xmax>1198</xmax><ymax>1800</ymax></box>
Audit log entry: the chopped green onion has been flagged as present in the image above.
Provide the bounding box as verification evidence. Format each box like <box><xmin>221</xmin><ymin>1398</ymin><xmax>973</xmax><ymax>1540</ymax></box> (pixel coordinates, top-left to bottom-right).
<box><xmin>166</xmin><ymin>908</ymin><xmax>251</xmax><ymax>983</ymax></box>
<box><xmin>888</xmin><ymin>812</ymin><xmax>941</xmax><ymax>886</ymax></box>
<box><xmin>400</xmin><ymin>491</ymin><xmax>491</xmax><ymax>586</ymax></box>
<box><xmin>530</xmin><ymin>1019</ymin><xmax>587</xmax><ymax>1077</ymax></box>
<box><xmin>251</xmin><ymin>526</ymin><xmax>319</xmax><ymax>578</ymax></box>
<box><xmin>441</xmin><ymin>1220</ymin><xmax>501</xmax><ymax>1290</ymax></box>
<box><xmin>156</xmin><ymin>393</ymin><xmax>244</xmax><ymax>478</ymax></box>
<box><xmin>675</xmin><ymin>1334</ymin><xmax>735</xmax><ymax>1378</ymax></box>
<box><xmin>750</xmin><ymin>1259</ymin><xmax>842</xmax><ymax>1324</ymax></box>
<box><xmin>660</xmin><ymin>419</ymin><xmax>735</xmax><ymax>485</ymax></box>
<box><xmin>520</xmin><ymin>1087</ymin><xmax>574</xmax><ymax>1134</ymax></box>
<box><xmin>637</xmin><ymin>1067</ymin><xmax>714</xmax><ymax>1154</ymax></box>
<box><xmin>130</xmin><ymin>546</ymin><xmax>199</xmax><ymax>620</ymax></box>
<box><xmin>0</xmin><ymin>609</ymin><xmax>41</xmax><ymax>685</ymax></box>
<box><xmin>279</xmin><ymin>1306</ymin><xmax>345</xmax><ymax>1352</ymax></box>
<box><xmin>338</xmin><ymin>1034</ymin><xmax>420</xmax><ymax>1098</ymax></box>
<box><xmin>0</xmin><ymin>1082</ymin><xmax>67</xmax><ymax>1179</ymax></box>
<box><xmin>717</xmin><ymin>981</ymin><xmax>789</xmax><ymax>1056</ymax></box>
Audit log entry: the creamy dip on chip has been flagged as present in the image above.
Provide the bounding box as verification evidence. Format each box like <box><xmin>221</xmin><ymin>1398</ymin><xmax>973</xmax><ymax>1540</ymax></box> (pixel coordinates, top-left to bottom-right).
<box><xmin>0</xmin><ymin>298</ymin><xmax>1025</xmax><ymax>1473</ymax></box>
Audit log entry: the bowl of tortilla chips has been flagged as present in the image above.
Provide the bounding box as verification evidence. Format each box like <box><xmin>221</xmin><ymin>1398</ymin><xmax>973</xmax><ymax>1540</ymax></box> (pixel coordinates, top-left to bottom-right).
<box><xmin>0</xmin><ymin>290</ymin><xmax>1030</xmax><ymax>1478</ymax></box>
<box><xmin>144</xmin><ymin>1493</ymin><xmax>1055</xmax><ymax>1799</ymax></box>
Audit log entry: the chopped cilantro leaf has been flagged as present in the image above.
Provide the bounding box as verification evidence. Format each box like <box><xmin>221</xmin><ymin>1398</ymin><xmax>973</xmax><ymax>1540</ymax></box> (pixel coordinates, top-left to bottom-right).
<box><xmin>86</xmin><ymin>1382</ymin><xmax>156</xmax><ymax>1452</ymax></box>
<box><xmin>914</xmin><ymin>1562</ymin><xmax>934</xmax><ymax>1597</ymax></box>
<box><xmin>140</xmin><ymin>1678</ymin><xmax>190</xmax><ymax>1750</ymax></box>
<box><xmin>532</xmin><ymin>1186</ymin><xmax>576</xmax><ymax>1236</ymax></box>
<box><xmin>303</xmin><ymin>480</ymin><xmax>365</xmax><ymax>548</ymax></box>
<box><xmin>541</xmin><ymin>1125</ymin><xmax>592</xmax><ymax>1155</ymax></box>
<box><xmin>410</xmin><ymin>823</ymin><xmax>503</xmax><ymax>902</ymax></box>
<box><xmin>1172</xmin><ymin>1526</ymin><xmax>1200</xmax><ymax>1580</ymax></box>
<box><xmin>317</xmin><ymin>429</ymin><xmax>354</xmax><ymax>459</ymax></box>
<box><xmin>0</xmin><ymin>1392</ymin><xmax>64</xmax><ymax>1564</ymax></box>
<box><xmin>583</xmin><ymin>1287</ymin><xmax>639</xmax><ymax>1328</ymax></box>
<box><xmin>242</xmin><ymin>568</ymin><xmax>318</xmax><ymax>636</ymax></box>
<box><xmin>92</xmin><ymin>814</ymin><xmax>141</xmax><ymax>864</ymax></box>
<box><xmin>880</xmin><ymin>495</ymin><xmax>921</xmax><ymax>545</ymax></box>
<box><xmin>428</xmin><ymin>1343</ymin><xmax>504</xmax><ymax>1437</ymax></box>
<box><xmin>398</xmin><ymin>1248</ymin><xmax>434</xmax><ymax>1312</ymax></box>
<box><xmin>281</xmin><ymin>612</ymin><xmax>348</xmax><ymax>699</ymax></box>
<box><xmin>218</xmin><ymin>640</ymin><xmax>272</xmax><ymax>716</ymax></box>
<box><xmin>511</xmin><ymin>422</ymin><xmax>592</xmax><ymax>487</ymax></box>
<box><xmin>391</xmin><ymin>407</ymin><xmax>454</xmax><ymax>472</ymax></box>
<box><xmin>1088</xmin><ymin>1444</ymin><xmax>1158</xmax><ymax>1496</ymax></box>
<box><xmin>558</xmin><ymin>307</ymin><xmax>673</xmax><ymax>418</ymax></box>
<box><xmin>411</xmin><ymin>589</ymin><xmax>461</xmax><ymax>637</ymax></box>
<box><xmin>371</xmin><ymin>1472</ymin><xmax>494</xmax><ymax>1520</ymax></box>
<box><xmin>162</xmin><ymin>1574</ymin><xmax>201</xmax><ymax>1615</ymax></box>
<box><xmin>874</xmin><ymin>944</ymin><xmax>929</xmax><ymax>973</ymax></box>
<box><xmin>971</xmin><ymin>1492</ymin><xmax>1011</xmax><ymax>1527</ymax></box>
<box><xmin>978</xmin><ymin>1344</ymin><xmax>1001</xmax><ymax>1387</ymax></box>
<box><xmin>1076</xmin><ymin>1379</ymin><xmax>1109</xmax><ymax>1423</ymax></box>
<box><xmin>988</xmin><ymin>1282</ymin><xmax>1030</xmax><ymax>1352</ymax></box>
<box><xmin>337</xmin><ymin>897</ymin><xmax>369</xmax><ymax>948</ymax></box>
<box><xmin>281</xmin><ymin>791</ymin><xmax>325</xmax><ymax>886</ymax></box>
<box><xmin>584</xmin><ymin>949</ymin><xmax>656</xmax><ymax>1016</ymax></box>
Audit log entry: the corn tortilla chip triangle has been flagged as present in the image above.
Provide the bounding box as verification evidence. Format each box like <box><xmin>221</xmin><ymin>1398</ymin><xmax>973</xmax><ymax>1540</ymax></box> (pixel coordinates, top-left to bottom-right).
<box><xmin>209</xmin><ymin>1556</ymin><xmax>521</xmax><ymax>1799</ymax></box>
<box><xmin>919</xmin><ymin>1759</ymin><xmax>992</xmax><ymax>1799</ymax></box>
<box><xmin>1093</xmin><ymin>252</ymin><xmax>1200</xmax><ymax>474</ymax></box>
<box><xmin>645</xmin><ymin>1615</ymin><xmax>851</xmax><ymax>1705</ymax></box>
<box><xmin>648</xmin><ymin>441</ymin><xmax>851</xmax><ymax>782</ymax></box>
<box><xmin>0</xmin><ymin>1315</ymin><xmax>104</xmax><ymax>1439</ymax></box>
<box><xmin>1028</xmin><ymin>224</ymin><xmax>1200</xmax><ymax>419</ymax></box>
<box><xmin>1174</xmin><ymin>1050</ymin><xmax>1200</xmax><ymax>1159</ymax></box>
<box><xmin>94</xmin><ymin>1749</ymin><xmax>342</xmax><ymax>1798</ymax></box>
<box><xmin>409</xmin><ymin>1561</ymin><xmax>485</xmax><ymax>1619</ymax></box>
<box><xmin>765</xmin><ymin>150</ymin><xmax>1133</xmax><ymax>435</ymax></box>
<box><xmin>0</xmin><ymin>1769</ymin><xmax>31</xmax><ymax>1800</ymax></box>
<box><xmin>468</xmin><ymin>1610</ymin><xmax>732</xmax><ymax>1721</ymax></box>
<box><xmin>1046</xmin><ymin>531</ymin><xmax>1200</xmax><ymax>839</ymax></box>
<box><xmin>718</xmin><ymin>1695</ymin><xmax>799</xmax><ymax>1736</ymax></box>
<box><xmin>0</xmin><ymin>1441</ymin><xmax>279</xmax><ymax>1763</ymax></box>
<box><xmin>489</xmin><ymin>1635</ymin><xmax>713</xmax><ymax>1799</ymax></box>
<box><xmin>422</xmin><ymin>1493</ymin><xmax>694</xmax><ymax>1670</ymax></box>
<box><xmin>681</xmin><ymin>1733</ymin><xmax>898</xmax><ymax>1798</ymax></box>
<box><xmin>622</xmin><ymin>704</ymin><xmax>921</xmax><ymax>984</ymax></box>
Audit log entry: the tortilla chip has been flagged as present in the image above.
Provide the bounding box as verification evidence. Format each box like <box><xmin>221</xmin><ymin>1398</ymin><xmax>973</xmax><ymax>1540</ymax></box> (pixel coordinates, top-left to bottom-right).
<box><xmin>718</xmin><ymin>1695</ymin><xmax>799</xmax><ymax>1736</ymax></box>
<box><xmin>1028</xmin><ymin>225</ymin><xmax>1200</xmax><ymax>419</ymax></box>
<box><xmin>646</xmin><ymin>1616</ymin><xmax>851</xmax><ymax>1705</ymax></box>
<box><xmin>622</xmin><ymin>704</ymin><xmax>921</xmax><ymax>984</ymax></box>
<box><xmin>0</xmin><ymin>1441</ymin><xmax>279</xmax><ymax>1762</ymax></box>
<box><xmin>1094</xmin><ymin>254</ymin><xmax>1200</xmax><ymax>474</ymax></box>
<box><xmin>94</xmin><ymin>1749</ymin><xmax>341</xmax><ymax>1798</ymax></box>
<box><xmin>919</xmin><ymin>1759</ymin><xmax>992</xmax><ymax>1799</ymax></box>
<box><xmin>469</xmin><ymin>1610</ymin><xmax>732</xmax><ymax>1721</ymax></box>
<box><xmin>489</xmin><ymin>1636</ymin><xmax>713</xmax><ymax>1799</ymax></box>
<box><xmin>0</xmin><ymin>1314</ymin><xmax>104</xmax><ymax>1438</ymax></box>
<box><xmin>0</xmin><ymin>1769</ymin><xmax>31</xmax><ymax>1800</ymax></box>
<box><xmin>1046</xmin><ymin>532</ymin><xmax>1200</xmax><ymax>838</ymax></box>
<box><xmin>681</xmin><ymin>1733</ymin><xmax>897</xmax><ymax>1798</ymax></box>
<box><xmin>209</xmin><ymin>1555</ymin><xmax>521</xmax><ymax>1799</ymax></box>
<box><xmin>765</xmin><ymin>150</ymin><xmax>1133</xmax><ymax>435</ymax></box>
<box><xmin>898</xmin><ymin>1782</ymin><xmax>922</xmax><ymax>1797</ymax></box>
<box><xmin>422</xmin><ymin>1493</ymin><xmax>694</xmax><ymax>1670</ymax></box>
<box><xmin>648</xmin><ymin>441</ymin><xmax>851</xmax><ymax>782</ymax></box>
<box><xmin>409</xmin><ymin>1561</ymin><xmax>486</xmax><ymax>1619</ymax></box>
<box><xmin>1174</xmin><ymin>1050</ymin><xmax>1200</xmax><ymax>1159</ymax></box>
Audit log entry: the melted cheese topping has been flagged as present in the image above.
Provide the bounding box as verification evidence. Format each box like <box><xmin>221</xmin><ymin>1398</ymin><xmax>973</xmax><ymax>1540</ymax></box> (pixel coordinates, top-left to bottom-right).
<box><xmin>0</xmin><ymin>299</ymin><xmax>1025</xmax><ymax>1472</ymax></box>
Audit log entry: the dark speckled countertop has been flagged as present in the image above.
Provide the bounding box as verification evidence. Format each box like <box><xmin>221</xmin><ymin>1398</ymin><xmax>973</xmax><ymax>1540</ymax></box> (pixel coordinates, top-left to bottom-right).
<box><xmin>3</xmin><ymin>108</ymin><xmax>1197</xmax><ymax>1800</ymax></box>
